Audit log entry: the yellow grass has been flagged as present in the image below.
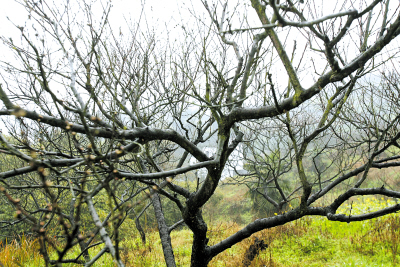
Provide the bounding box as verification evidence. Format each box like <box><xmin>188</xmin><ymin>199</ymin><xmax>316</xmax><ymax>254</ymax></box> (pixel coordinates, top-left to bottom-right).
<box><xmin>2</xmin><ymin>197</ymin><xmax>400</xmax><ymax>266</ymax></box>
<box><xmin>0</xmin><ymin>235</ymin><xmax>42</xmax><ymax>267</ymax></box>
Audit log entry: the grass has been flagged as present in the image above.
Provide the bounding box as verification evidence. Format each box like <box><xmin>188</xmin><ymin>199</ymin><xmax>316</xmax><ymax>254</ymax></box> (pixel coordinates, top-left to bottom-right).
<box><xmin>0</xmin><ymin>236</ymin><xmax>115</xmax><ymax>267</ymax></box>
<box><xmin>1</xmin><ymin>197</ymin><xmax>400</xmax><ymax>266</ymax></box>
<box><xmin>0</xmin><ymin>235</ymin><xmax>42</xmax><ymax>266</ymax></box>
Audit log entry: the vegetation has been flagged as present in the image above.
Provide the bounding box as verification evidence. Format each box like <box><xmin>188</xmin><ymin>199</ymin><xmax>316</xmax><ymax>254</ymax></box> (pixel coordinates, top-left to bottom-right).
<box><xmin>2</xmin><ymin>188</ymin><xmax>400</xmax><ymax>266</ymax></box>
<box><xmin>1</xmin><ymin>0</ymin><xmax>400</xmax><ymax>266</ymax></box>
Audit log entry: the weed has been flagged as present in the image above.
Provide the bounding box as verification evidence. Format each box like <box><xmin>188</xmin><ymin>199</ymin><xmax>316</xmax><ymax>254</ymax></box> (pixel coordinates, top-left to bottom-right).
<box><xmin>1</xmin><ymin>198</ymin><xmax>399</xmax><ymax>266</ymax></box>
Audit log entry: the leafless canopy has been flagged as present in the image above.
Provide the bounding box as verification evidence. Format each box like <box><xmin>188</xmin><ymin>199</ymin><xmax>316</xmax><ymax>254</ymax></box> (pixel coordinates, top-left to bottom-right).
<box><xmin>1</xmin><ymin>0</ymin><xmax>400</xmax><ymax>266</ymax></box>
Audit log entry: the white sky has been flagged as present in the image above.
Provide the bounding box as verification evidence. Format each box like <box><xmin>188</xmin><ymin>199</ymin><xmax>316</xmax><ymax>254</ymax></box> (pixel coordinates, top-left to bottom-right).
<box><xmin>0</xmin><ymin>0</ymin><xmax>399</xmax><ymax>103</ymax></box>
<box><xmin>0</xmin><ymin>0</ymin><xmax>399</xmax><ymax>149</ymax></box>
<box><xmin>0</xmin><ymin>0</ymin><xmax>204</xmax><ymax>40</ymax></box>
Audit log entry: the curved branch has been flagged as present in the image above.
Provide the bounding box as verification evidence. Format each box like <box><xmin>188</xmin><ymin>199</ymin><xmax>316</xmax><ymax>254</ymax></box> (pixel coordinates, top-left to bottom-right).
<box><xmin>228</xmin><ymin>12</ymin><xmax>400</xmax><ymax>124</ymax></box>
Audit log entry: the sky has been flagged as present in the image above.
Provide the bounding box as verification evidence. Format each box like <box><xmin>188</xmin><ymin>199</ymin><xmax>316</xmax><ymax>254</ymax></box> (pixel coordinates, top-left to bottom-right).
<box><xmin>0</xmin><ymin>1</ymin><xmax>399</xmax><ymax>113</ymax></box>
<box><xmin>0</xmin><ymin>0</ymin><xmax>199</xmax><ymax>41</ymax></box>
<box><xmin>0</xmin><ymin>0</ymin><xmax>399</xmax><ymax>173</ymax></box>
<box><xmin>0</xmin><ymin>0</ymin><xmax>373</xmax><ymax>84</ymax></box>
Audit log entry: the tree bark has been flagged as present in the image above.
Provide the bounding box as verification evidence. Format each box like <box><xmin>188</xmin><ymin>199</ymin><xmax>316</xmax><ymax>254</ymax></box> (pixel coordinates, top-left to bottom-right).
<box><xmin>151</xmin><ymin>192</ymin><xmax>177</xmax><ymax>267</ymax></box>
<box><xmin>187</xmin><ymin>210</ymin><xmax>211</xmax><ymax>267</ymax></box>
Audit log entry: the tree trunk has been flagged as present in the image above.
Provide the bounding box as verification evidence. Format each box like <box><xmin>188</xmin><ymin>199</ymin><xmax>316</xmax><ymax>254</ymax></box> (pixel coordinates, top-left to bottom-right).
<box><xmin>185</xmin><ymin>210</ymin><xmax>211</xmax><ymax>267</ymax></box>
<box><xmin>151</xmin><ymin>192</ymin><xmax>177</xmax><ymax>267</ymax></box>
<box><xmin>190</xmin><ymin>234</ymin><xmax>211</xmax><ymax>267</ymax></box>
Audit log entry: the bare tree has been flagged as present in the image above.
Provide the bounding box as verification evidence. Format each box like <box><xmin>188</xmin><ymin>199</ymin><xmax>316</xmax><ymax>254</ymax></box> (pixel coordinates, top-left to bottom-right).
<box><xmin>1</xmin><ymin>0</ymin><xmax>400</xmax><ymax>266</ymax></box>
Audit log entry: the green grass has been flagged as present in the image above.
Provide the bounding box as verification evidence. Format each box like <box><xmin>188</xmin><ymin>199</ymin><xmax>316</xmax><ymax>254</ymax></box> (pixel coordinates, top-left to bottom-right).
<box><xmin>268</xmin><ymin>220</ymin><xmax>396</xmax><ymax>267</ymax></box>
<box><xmin>264</xmin><ymin>197</ymin><xmax>400</xmax><ymax>267</ymax></box>
<box><xmin>2</xmin><ymin>197</ymin><xmax>400</xmax><ymax>266</ymax></box>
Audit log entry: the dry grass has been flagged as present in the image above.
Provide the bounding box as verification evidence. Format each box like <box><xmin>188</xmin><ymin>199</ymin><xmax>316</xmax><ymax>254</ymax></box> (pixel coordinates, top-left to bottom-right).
<box><xmin>117</xmin><ymin>221</ymin><xmax>293</xmax><ymax>267</ymax></box>
<box><xmin>2</xmin><ymin>198</ymin><xmax>400</xmax><ymax>266</ymax></box>
<box><xmin>0</xmin><ymin>235</ymin><xmax>42</xmax><ymax>267</ymax></box>
<box><xmin>205</xmin><ymin>220</ymin><xmax>309</xmax><ymax>267</ymax></box>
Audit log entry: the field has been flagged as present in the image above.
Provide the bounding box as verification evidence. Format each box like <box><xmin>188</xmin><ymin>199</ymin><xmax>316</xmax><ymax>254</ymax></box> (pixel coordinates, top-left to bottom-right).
<box><xmin>1</xmin><ymin>197</ymin><xmax>399</xmax><ymax>267</ymax></box>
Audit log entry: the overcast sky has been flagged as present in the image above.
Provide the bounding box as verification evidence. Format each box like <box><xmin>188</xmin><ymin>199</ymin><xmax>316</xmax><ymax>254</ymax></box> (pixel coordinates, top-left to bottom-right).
<box><xmin>0</xmin><ymin>0</ymin><xmax>399</xmax><ymax>99</ymax></box>
<box><xmin>0</xmin><ymin>0</ymin><xmax>399</xmax><ymax>140</ymax></box>
<box><xmin>0</xmin><ymin>0</ymin><xmax>205</xmax><ymax>40</ymax></box>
